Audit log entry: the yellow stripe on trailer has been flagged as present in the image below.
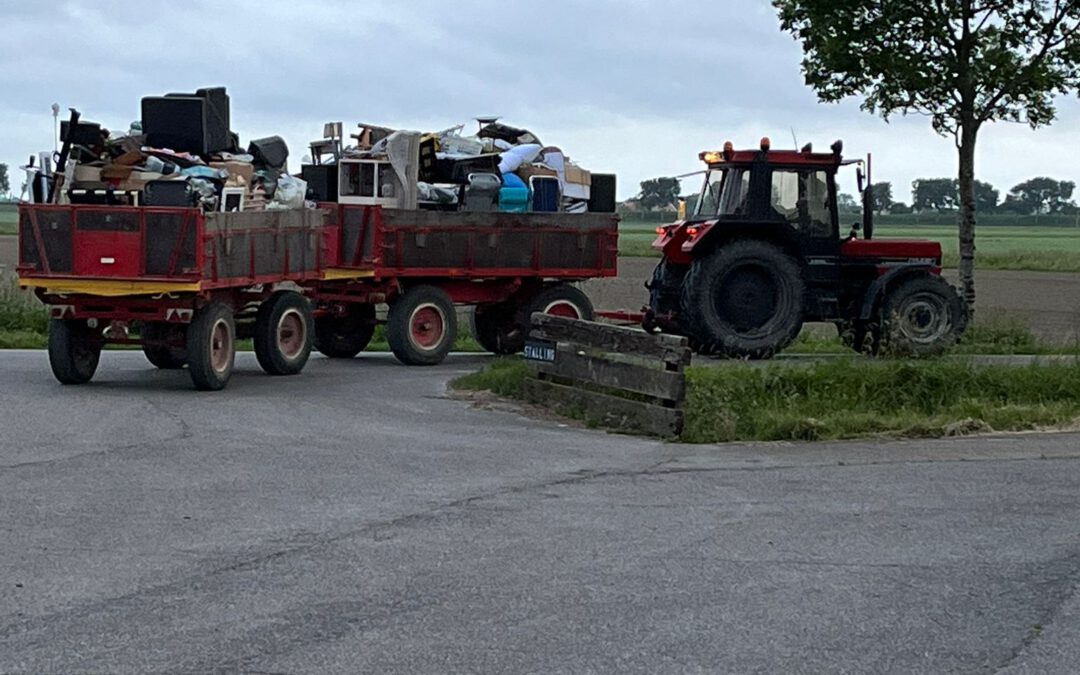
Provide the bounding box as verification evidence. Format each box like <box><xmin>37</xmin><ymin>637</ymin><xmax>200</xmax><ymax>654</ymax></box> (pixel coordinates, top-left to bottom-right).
<box><xmin>321</xmin><ymin>268</ymin><xmax>377</xmax><ymax>281</ymax></box>
<box><xmin>18</xmin><ymin>278</ymin><xmax>202</xmax><ymax>297</ymax></box>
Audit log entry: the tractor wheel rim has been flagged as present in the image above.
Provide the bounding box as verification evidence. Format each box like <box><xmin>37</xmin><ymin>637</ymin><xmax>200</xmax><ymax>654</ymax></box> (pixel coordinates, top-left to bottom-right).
<box><xmin>717</xmin><ymin>264</ymin><xmax>779</xmax><ymax>334</ymax></box>
<box><xmin>898</xmin><ymin>294</ymin><xmax>949</xmax><ymax>344</ymax></box>
<box><xmin>409</xmin><ymin>304</ymin><xmax>446</xmax><ymax>351</ymax></box>
<box><xmin>277</xmin><ymin>309</ymin><xmax>306</xmax><ymax>359</ymax></box>
<box><xmin>543</xmin><ymin>300</ymin><xmax>582</xmax><ymax>319</ymax></box>
<box><xmin>210</xmin><ymin>319</ymin><xmax>233</xmax><ymax>374</ymax></box>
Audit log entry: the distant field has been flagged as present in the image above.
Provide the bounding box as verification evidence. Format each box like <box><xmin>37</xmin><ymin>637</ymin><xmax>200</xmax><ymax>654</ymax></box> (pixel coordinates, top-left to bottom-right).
<box><xmin>618</xmin><ymin>221</ymin><xmax>1080</xmax><ymax>272</ymax></box>
<box><xmin>0</xmin><ymin>203</ymin><xmax>16</xmax><ymax>236</ymax></box>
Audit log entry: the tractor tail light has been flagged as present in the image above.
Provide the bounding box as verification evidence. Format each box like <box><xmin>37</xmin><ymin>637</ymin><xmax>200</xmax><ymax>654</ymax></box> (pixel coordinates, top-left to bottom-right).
<box><xmin>687</xmin><ymin>227</ymin><xmax>699</xmax><ymax>236</ymax></box>
<box><xmin>656</xmin><ymin>227</ymin><xmax>665</xmax><ymax>235</ymax></box>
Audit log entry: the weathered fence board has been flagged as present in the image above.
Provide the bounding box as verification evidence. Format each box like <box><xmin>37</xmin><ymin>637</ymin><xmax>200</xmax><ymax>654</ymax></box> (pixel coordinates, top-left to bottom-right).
<box><xmin>524</xmin><ymin>314</ymin><xmax>691</xmax><ymax>438</ymax></box>
<box><xmin>533</xmin><ymin>349</ymin><xmax>686</xmax><ymax>402</ymax></box>
<box><xmin>529</xmin><ymin>312</ymin><xmax>690</xmax><ymax>368</ymax></box>
<box><xmin>523</xmin><ymin>377</ymin><xmax>684</xmax><ymax>438</ymax></box>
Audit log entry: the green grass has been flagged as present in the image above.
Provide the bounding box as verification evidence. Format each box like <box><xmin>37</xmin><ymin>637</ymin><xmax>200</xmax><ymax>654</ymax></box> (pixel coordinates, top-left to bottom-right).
<box><xmin>0</xmin><ymin>203</ymin><xmax>16</xmax><ymax>236</ymax></box>
<box><xmin>452</xmin><ymin>355</ymin><xmax>1080</xmax><ymax>442</ymax></box>
<box><xmin>617</xmin><ymin>221</ymin><xmax>1080</xmax><ymax>272</ymax></box>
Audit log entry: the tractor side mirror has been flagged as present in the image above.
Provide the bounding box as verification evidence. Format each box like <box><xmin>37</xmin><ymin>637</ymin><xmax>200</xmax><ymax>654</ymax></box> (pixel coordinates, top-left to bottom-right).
<box><xmin>856</xmin><ymin>167</ymin><xmax>865</xmax><ymax>194</ymax></box>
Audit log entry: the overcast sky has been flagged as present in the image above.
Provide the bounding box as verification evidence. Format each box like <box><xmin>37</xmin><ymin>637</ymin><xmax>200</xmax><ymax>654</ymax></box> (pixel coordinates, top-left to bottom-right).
<box><xmin>2</xmin><ymin>0</ymin><xmax>1079</xmax><ymax>202</ymax></box>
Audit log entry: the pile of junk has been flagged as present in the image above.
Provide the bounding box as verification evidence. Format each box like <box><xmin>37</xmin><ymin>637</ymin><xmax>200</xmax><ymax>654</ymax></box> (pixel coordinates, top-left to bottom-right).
<box><xmin>300</xmin><ymin>118</ymin><xmax>615</xmax><ymax>213</ymax></box>
<box><xmin>21</xmin><ymin>86</ymin><xmax>615</xmax><ymax>215</ymax></box>
<box><xmin>23</xmin><ymin>87</ymin><xmax>302</xmax><ymax>213</ymax></box>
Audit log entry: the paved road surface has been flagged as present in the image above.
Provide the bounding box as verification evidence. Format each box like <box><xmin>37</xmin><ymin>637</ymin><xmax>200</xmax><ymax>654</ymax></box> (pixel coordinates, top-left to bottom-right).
<box><xmin>585</xmin><ymin>256</ymin><xmax>1080</xmax><ymax>342</ymax></box>
<box><xmin>2</xmin><ymin>350</ymin><xmax>1080</xmax><ymax>673</ymax></box>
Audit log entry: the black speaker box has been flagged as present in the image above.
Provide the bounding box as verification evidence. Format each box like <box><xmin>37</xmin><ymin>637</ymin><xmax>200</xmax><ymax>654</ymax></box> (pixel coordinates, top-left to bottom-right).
<box><xmin>301</xmin><ymin>165</ymin><xmax>338</xmax><ymax>202</ymax></box>
<box><xmin>142</xmin><ymin>180</ymin><xmax>196</xmax><ymax>207</ymax></box>
<box><xmin>248</xmin><ymin>136</ymin><xmax>289</xmax><ymax>170</ymax></box>
<box><xmin>143</xmin><ymin>86</ymin><xmax>232</xmax><ymax>155</ymax></box>
<box><xmin>588</xmin><ymin>173</ymin><xmax>617</xmax><ymax>213</ymax></box>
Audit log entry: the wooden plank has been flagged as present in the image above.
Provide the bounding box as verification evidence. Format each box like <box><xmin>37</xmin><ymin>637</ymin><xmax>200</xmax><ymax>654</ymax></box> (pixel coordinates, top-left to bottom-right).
<box><xmin>523</xmin><ymin>377</ymin><xmax>683</xmax><ymax>438</ymax></box>
<box><xmin>534</xmin><ymin>349</ymin><xmax>685</xmax><ymax>403</ymax></box>
<box><xmin>529</xmin><ymin>313</ymin><xmax>690</xmax><ymax>367</ymax></box>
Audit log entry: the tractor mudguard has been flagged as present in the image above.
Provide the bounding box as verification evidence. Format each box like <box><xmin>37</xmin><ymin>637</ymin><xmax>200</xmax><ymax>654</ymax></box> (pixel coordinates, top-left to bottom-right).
<box><xmin>859</xmin><ymin>263</ymin><xmax>934</xmax><ymax>320</ymax></box>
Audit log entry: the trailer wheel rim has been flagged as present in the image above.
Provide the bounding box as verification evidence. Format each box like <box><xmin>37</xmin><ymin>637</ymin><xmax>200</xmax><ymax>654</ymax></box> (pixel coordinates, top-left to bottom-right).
<box><xmin>277</xmin><ymin>308</ymin><xmax>306</xmax><ymax>360</ymax></box>
<box><xmin>210</xmin><ymin>319</ymin><xmax>233</xmax><ymax>374</ymax></box>
<box><xmin>409</xmin><ymin>304</ymin><xmax>446</xmax><ymax>351</ymax></box>
<box><xmin>543</xmin><ymin>300</ymin><xmax>582</xmax><ymax>319</ymax></box>
<box><xmin>897</xmin><ymin>293</ymin><xmax>949</xmax><ymax>344</ymax></box>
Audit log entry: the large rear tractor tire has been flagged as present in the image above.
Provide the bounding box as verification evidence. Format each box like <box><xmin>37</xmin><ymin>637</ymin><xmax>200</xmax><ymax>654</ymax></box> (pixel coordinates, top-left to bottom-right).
<box><xmin>314</xmin><ymin>304</ymin><xmax>376</xmax><ymax>359</ymax></box>
<box><xmin>141</xmin><ymin>322</ymin><xmax>187</xmax><ymax>369</ymax></box>
<box><xmin>387</xmin><ymin>285</ymin><xmax>457</xmax><ymax>365</ymax></box>
<box><xmin>879</xmin><ymin>275</ymin><xmax>967</xmax><ymax>357</ymax></box>
<box><xmin>254</xmin><ymin>291</ymin><xmax>314</xmax><ymax>376</ymax></box>
<box><xmin>680</xmin><ymin>240</ymin><xmax>805</xmax><ymax>359</ymax></box>
<box><xmin>48</xmin><ymin>319</ymin><xmax>103</xmax><ymax>385</ymax></box>
<box><xmin>186</xmin><ymin>303</ymin><xmax>236</xmax><ymax>391</ymax></box>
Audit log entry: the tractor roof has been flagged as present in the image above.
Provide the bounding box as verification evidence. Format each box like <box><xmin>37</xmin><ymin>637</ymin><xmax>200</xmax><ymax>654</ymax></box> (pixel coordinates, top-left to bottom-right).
<box><xmin>699</xmin><ymin>139</ymin><xmax>854</xmax><ymax>169</ymax></box>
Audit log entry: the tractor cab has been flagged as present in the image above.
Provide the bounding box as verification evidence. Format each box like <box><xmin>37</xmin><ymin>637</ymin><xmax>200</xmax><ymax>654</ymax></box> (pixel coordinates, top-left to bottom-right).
<box><xmin>645</xmin><ymin>139</ymin><xmax>964</xmax><ymax>359</ymax></box>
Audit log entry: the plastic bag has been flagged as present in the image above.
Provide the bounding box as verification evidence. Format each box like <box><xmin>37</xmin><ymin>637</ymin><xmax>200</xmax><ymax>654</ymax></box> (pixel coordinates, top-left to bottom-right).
<box><xmin>267</xmin><ymin>174</ymin><xmax>307</xmax><ymax>210</ymax></box>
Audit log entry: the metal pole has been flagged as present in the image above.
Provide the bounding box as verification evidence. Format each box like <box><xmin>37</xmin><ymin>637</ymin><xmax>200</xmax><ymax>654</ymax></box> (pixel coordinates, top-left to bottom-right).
<box><xmin>51</xmin><ymin>103</ymin><xmax>60</xmax><ymax>153</ymax></box>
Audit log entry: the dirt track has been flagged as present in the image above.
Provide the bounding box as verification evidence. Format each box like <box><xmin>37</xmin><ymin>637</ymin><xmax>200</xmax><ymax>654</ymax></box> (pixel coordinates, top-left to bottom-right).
<box><xmin>3</xmin><ymin>236</ymin><xmax>1078</xmax><ymax>342</ymax></box>
<box><xmin>584</xmin><ymin>256</ymin><xmax>1080</xmax><ymax>343</ymax></box>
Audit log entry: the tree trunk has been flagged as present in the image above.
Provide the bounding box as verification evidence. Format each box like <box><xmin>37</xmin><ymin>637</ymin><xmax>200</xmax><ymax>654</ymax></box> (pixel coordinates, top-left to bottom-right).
<box><xmin>957</xmin><ymin>123</ymin><xmax>978</xmax><ymax>312</ymax></box>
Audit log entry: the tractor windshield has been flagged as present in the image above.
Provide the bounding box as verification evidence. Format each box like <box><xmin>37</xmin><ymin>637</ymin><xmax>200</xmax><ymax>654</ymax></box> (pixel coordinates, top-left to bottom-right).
<box><xmin>694</xmin><ymin>168</ymin><xmax>750</xmax><ymax>218</ymax></box>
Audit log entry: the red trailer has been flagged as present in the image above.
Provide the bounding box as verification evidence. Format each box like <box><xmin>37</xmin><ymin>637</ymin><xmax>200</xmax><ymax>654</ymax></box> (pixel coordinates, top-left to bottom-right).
<box><xmin>15</xmin><ymin>203</ymin><xmax>617</xmax><ymax>390</ymax></box>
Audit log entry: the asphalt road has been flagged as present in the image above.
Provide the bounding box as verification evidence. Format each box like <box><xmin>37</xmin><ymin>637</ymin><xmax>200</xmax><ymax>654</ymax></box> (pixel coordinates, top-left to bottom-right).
<box><xmin>3</xmin><ymin>350</ymin><xmax>1080</xmax><ymax>673</ymax></box>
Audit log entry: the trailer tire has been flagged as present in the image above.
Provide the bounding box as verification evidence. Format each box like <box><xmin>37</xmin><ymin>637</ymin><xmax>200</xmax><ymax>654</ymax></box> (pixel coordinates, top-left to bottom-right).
<box><xmin>314</xmin><ymin>304</ymin><xmax>376</xmax><ymax>359</ymax></box>
<box><xmin>528</xmin><ymin>284</ymin><xmax>595</xmax><ymax>323</ymax></box>
<box><xmin>187</xmin><ymin>303</ymin><xmax>236</xmax><ymax>391</ymax></box>
<box><xmin>472</xmin><ymin>301</ymin><xmax>523</xmax><ymax>355</ymax></box>
<box><xmin>141</xmin><ymin>322</ymin><xmax>187</xmax><ymax>369</ymax></box>
<box><xmin>254</xmin><ymin>291</ymin><xmax>314</xmax><ymax>375</ymax></box>
<box><xmin>48</xmin><ymin>319</ymin><xmax>102</xmax><ymax>385</ymax></box>
<box><xmin>879</xmin><ymin>274</ymin><xmax>967</xmax><ymax>357</ymax></box>
<box><xmin>680</xmin><ymin>240</ymin><xmax>804</xmax><ymax>359</ymax></box>
<box><xmin>387</xmin><ymin>285</ymin><xmax>457</xmax><ymax>365</ymax></box>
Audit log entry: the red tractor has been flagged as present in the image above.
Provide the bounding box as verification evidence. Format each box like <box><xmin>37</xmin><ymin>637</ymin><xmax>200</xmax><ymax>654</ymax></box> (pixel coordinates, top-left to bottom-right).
<box><xmin>645</xmin><ymin>139</ymin><xmax>967</xmax><ymax>357</ymax></box>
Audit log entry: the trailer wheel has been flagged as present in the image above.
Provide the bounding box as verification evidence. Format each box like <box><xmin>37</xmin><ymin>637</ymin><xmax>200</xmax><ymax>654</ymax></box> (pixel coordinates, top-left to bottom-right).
<box><xmin>680</xmin><ymin>240</ymin><xmax>804</xmax><ymax>359</ymax></box>
<box><xmin>254</xmin><ymin>291</ymin><xmax>314</xmax><ymax>375</ymax></box>
<box><xmin>141</xmin><ymin>322</ymin><xmax>187</xmax><ymax>369</ymax></box>
<box><xmin>314</xmin><ymin>304</ymin><xmax>376</xmax><ymax>359</ymax></box>
<box><xmin>186</xmin><ymin>303</ymin><xmax>236</xmax><ymax>391</ymax></box>
<box><xmin>387</xmin><ymin>285</ymin><xmax>457</xmax><ymax>365</ymax></box>
<box><xmin>879</xmin><ymin>275</ymin><xmax>967</xmax><ymax>357</ymax></box>
<box><xmin>528</xmin><ymin>284</ymin><xmax>595</xmax><ymax>322</ymax></box>
<box><xmin>48</xmin><ymin>319</ymin><xmax>103</xmax><ymax>385</ymax></box>
<box><xmin>472</xmin><ymin>301</ymin><xmax>524</xmax><ymax>354</ymax></box>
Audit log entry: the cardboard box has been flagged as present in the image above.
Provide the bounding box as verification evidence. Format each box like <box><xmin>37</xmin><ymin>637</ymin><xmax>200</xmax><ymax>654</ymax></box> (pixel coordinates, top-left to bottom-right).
<box><xmin>211</xmin><ymin>160</ymin><xmax>254</xmax><ymax>185</ymax></box>
<box><xmin>516</xmin><ymin>163</ymin><xmax>558</xmax><ymax>182</ymax></box>
<box><xmin>565</xmin><ymin>163</ymin><xmax>591</xmax><ymax>186</ymax></box>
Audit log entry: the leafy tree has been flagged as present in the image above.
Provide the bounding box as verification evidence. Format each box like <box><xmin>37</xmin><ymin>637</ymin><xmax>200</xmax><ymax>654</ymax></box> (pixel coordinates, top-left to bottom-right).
<box><xmin>912</xmin><ymin>178</ymin><xmax>959</xmax><ymax>212</ymax></box>
<box><xmin>637</xmin><ymin>177</ymin><xmax>682</xmax><ymax>211</ymax></box>
<box><xmin>836</xmin><ymin>192</ymin><xmax>860</xmax><ymax>213</ymax></box>
<box><xmin>1005</xmin><ymin>177</ymin><xmax>1076</xmax><ymax>214</ymax></box>
<box><xmin>0</xmin><ymin>163</ymin><xmax>9</xmax><ymax>198</ymax></box>
<box><xmin>869</xmin><ymin>182</ymin><xmax>893</xmax><ymax>214</ymax></box>
<box><xmin>776</xmin><ymin>0</ymin><xmax>1080</xmax><ymax>310</ymax></box>
<box><xmin>890</xmin><ymin>202</ymin><xmax>913</xmax><ymax>214</ymax></box>
<box><xmin>973</xmin><ymin>180</ymin><xmax>999</xmax><ymax>213</ymax></box>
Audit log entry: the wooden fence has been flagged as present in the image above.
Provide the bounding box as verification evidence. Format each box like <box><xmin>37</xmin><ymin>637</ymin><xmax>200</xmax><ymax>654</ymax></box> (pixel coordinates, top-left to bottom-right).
<box><xmin>523</xmin><ymin>313</ymin><xmax>691</xmax><ymax>438</ymax></box>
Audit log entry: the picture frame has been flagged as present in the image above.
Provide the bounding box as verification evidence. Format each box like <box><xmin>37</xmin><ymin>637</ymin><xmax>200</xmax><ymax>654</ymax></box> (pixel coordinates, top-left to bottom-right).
<box><xmin>220</xmin><ymin>187</ymin><xmax>245</xmax><ymax>212</ymax></box>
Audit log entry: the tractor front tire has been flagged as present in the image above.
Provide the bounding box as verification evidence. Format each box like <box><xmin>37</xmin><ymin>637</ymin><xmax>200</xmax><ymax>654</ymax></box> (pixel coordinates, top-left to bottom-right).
<box><xmin>879</xmin><ymin>275</ymin><xmax>967</xmax><ymax>357</ymax></box>
<box><xmin>48</xmin><ymin>319</ymin><xmax>103</xmax><ymax>385</ymax></box>
<box><xmin>646</xmin><ymin>259</ymin><xmax>687</xmax><ymax>330</ymax></box>
<box><xmin>680</xmin><ymin>240</ymin><xmax>805</xmax><ymax>359</ymax></box>
<box><xmin>387</xmin><ymin>285</ymin><xmax>457</xmax><ymax>365</ymax></box>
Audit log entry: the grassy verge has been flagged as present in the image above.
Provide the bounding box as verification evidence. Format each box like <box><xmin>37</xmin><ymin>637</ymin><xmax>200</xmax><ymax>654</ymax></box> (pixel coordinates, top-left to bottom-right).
<box><xmin>0</xmin><ymin>203</ymin><xmax>16</xmax><ymax>236</ymax></box>
<box><xmin>452</xmin><ymin>357</ymin><xmax>1080</xmax><ymax>442</ymax></box>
